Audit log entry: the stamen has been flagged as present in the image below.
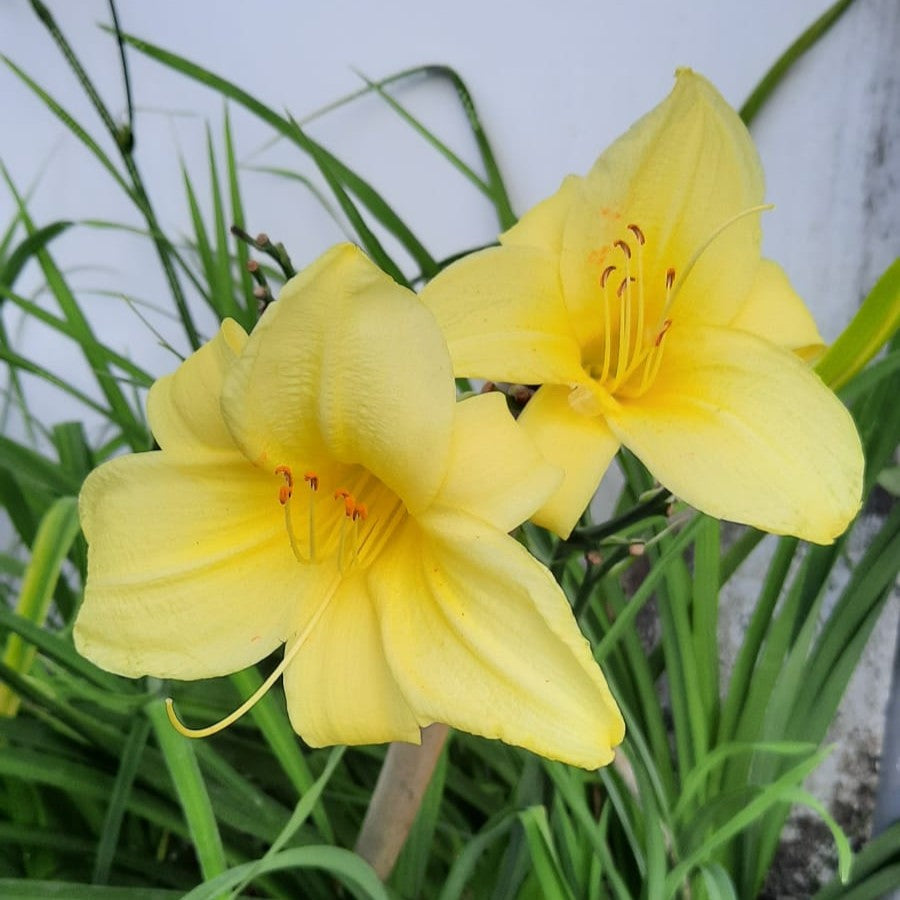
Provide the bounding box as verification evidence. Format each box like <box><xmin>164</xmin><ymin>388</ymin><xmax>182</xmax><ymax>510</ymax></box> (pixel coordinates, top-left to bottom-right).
<box><xmin>333</xmin><ymin>489</ymin><xmax>365</xmax><ymax>572</ymax></box>
<box><xmin>634</xmin><ymin>231</ymin><xmax>646</xmax><ymax>367</ymax></box>
<box><xmin>655</xmin><ymin>319</ymin><xmax>673</xmax><ymax>347</ymax></box>
<box><xmin>665</xmin><ymin>268</ymin><xmax>676</xmax><ymax>290</ymax></box>
<box><xmin>275</xmin><ymin>465</ymin><xmax>293</xmax><ymax>505</ymax></box>
<box><xmin>166</xmin><ymin>575</ymin><xmax>341</xmax><ymax>739</ymax></box>
<box><xmin>600</xmin><ymin>276</ymin><xmax>612</xmax><ymax>385</ymax></box>
<box><xmin>599</xmin><ymin>264</ymin><xmax>616</xmax><ymax>288</ymax></box>
<box><xmin>642</xmin><ymin>343</ymin><xmax>667</xmax><ymax>393</ymax></box>
<box><xmin>613</xmin><ymin>239</ymin><xmax>631</xmax><ymax>259</ymax></box>
<box><xmin>304</xmin><ymin>471</ymin><xmax>318</xmax><ymax>562</ymax></box>
<box><xmin>627</xmin><ymin>223</ymin><xmax>645</xmax><ymax>245</ymax></box>
<box><xmin>667</xmin><ymin>204</ymin><xmax>772</xmax><ymax>306</ymax></box>
<box><xmin>276</xmin><ymin>465</ymin><xmax>312</xmax><ymax>564</ymax></box>
<box><xmin>612</xmin><ymin>244</ymin><xmax>634</xmax><ymax>388</ymax></box>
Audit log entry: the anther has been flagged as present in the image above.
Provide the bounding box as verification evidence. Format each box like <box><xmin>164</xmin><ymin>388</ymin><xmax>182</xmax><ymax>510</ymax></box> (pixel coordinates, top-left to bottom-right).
<box><xmin>665</xmin><ymin>268</ymin><xmax>676</xmax><ymax>290</ymax></box>
<box><xmin>352</xmin><ymin>503</ymin><xmax>368</xmax><ymax>522</ymax></box>
<box><xmin>627</xmin><ymin>223</ymin><xmax>645</xmax><ymax>245</ymax></box>
<box><xmin>600</xmin><ymin>265</ymin><xmax>617</xmax><ymax>287</ymax></box>
<box><xmin>303</xmin><ymin>472</ymin><xmax>319</xmax><ymax>491</ymax></box>
<box><xmin>275</xmin><ymin>465</ymin><xmax>294</xmax><ymax>505</ymax></box>
<box><xmin>613</xmin><ymin>239</ymin><xmax>632</xmax><ymax>259</ymax></box>
<box><xmin>617</xmin><ymin>276</ymin><xmax>635</xmax><ymax>299</ymax></box>
<box><xmin>655</xmin><ymin>319</ymin><xmax>673</xmax><ymax>347</ymax></box>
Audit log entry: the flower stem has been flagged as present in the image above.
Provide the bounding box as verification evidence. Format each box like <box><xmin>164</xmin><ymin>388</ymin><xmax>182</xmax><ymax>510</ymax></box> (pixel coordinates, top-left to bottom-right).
<box><xmin>354</xmin><ymin>723</ymin><xmax>449</xmax><ymax>881</ymax></box>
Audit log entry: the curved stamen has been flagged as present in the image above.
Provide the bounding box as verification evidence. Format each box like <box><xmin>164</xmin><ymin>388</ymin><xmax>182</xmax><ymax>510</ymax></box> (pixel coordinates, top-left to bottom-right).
<box><xmin>663</xmin><ymin>204</ymin><xmax>773</xmax><ymax>317</ymax></box>
<box><xmin>166</xmin><ymin>576</ymin><xmax>341</xmax><ymax>738</ymax></box>
<box><xmin>626</xmin><ymin>223</ymin><xmax>646</xmax><ymax>245</ymax></box>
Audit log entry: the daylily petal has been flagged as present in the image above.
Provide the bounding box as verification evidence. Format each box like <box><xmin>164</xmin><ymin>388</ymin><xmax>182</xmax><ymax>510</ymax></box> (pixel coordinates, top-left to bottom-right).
<box><xmin>374</xmin><ymin>511</ymin><xmax>624</xmax><ymax>769</ymax></box>
<box><xmin>75</xmin><ymin>451</ymin><xmax>317</xmax><ymax>678</ymax></box>
<box><xmin>283</xmin><ymin>572</ymin><xmax>420</xmax><ymax>747</ymax></box>
<box><xmin>434</xmin><ymin>391</ymin><xmax>562</xmax><ymax>533</ymax></box>
<box><xmin>729</xmin><ymin>259</ymin><xmax>825</xmax><ymax>360</ymax></box>
<box><xmin>224</xmin><ymin>244</ymin><xmax>455</xmax><ymax>514</ymax></box>
<box><xmin>560</xmin><ymin>70</ymin><xmax>766</xmax><ymax>347</ymax></box>
<box><xmin>420</xmin><ymin>245</ymin><xmax>585</xmax><ymax>384</ymax></box>
<box><xmin>148</xmin><ymin>319</ymin><xmax>248</xmax><ymax>454</ymax></box>
<box><xmin>518</xmin><ymin>384</ymin><xmax>621</xmax><ymax>537</ymax></box>
<box><xmin>603</xmin><ymin>325</ymin><xmax>863</xmax><ymax>543</ymax></box>
<box><xmin>501</xmin><ymin>174</ymin><xmax>581</xmax><ymax>255</ymax></box>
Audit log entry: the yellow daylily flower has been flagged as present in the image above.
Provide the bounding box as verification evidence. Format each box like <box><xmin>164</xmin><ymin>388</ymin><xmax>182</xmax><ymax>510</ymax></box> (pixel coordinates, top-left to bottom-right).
<box><xmin>421</xmin><ymin>69</ymin><xmax>863</xmax><ymax>543</ymax></box>
<box><xmin>74</xmin><ymin>244</ymin><xmax>624</xmax><ymax>770</ymax></box>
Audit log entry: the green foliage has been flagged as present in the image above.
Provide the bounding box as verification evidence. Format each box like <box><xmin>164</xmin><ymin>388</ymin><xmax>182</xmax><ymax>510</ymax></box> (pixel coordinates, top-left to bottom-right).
<box><xmin>0</xmin><ymin>1</ymin><xmax>896</xmax><ymax>897</ymax></box>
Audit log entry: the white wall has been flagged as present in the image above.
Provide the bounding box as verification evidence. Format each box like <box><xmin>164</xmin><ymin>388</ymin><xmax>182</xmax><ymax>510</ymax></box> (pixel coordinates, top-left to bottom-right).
<box><xmin>1</xmin><ymin>0</ymin><xmax>897</xmax><ymax>437</ymax></box>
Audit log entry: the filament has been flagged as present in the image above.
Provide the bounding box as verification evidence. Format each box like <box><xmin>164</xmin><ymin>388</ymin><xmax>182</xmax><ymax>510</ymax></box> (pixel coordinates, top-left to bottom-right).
<box><xmin>165</xmin><ymin>577</ymin><xmax>340</xmax><ymax>739</ymax></box>
<box><xmin>664</xmin><ymin>204</ymin><xmax>773</xmax><ymax>319</ymax></box>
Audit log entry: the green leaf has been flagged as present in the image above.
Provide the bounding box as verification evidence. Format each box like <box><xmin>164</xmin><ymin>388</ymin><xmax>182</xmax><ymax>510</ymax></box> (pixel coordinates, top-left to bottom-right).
<box><xmin>0</xmin><ymin>882</ymin><xmax>183</xmax><ymax>899</ymax></box>
<box><xmin>0</xmin><ymin>496</ymin><xmax>80</xmax><ymax>716</ymax></box>
<box><xmin>228</xmin><ymin>666</ymin><xmax>332</xmax><ymax>840</ymax></box>
<box><xmin>145</xmin><ymin>700</ymin><xmax>226</xmax><ymax>881</ymax></box>
<box><xmin>92</xmin><ymin>716</ymin><xmax>152</xmax><ymax>884</ymax></box>
<box><xmin>816</xmin><ymin>257</ymin><xmax>900</xmax><ymax>390</ymax></box>
<box><xmin>664</xmin><ymin>747</ymin><xmax>831</xmax><ymax>897</ymax></box>
<box><xmin>740</xmin><ymin>0</ymin><xmax>861</xmax><ymax>125</ymax></box>
<box><xmin>518</xmin><ymin>806</ymin><xmax>576</xmax><ymax>900</ymax></box>
<box><xmin>182</xmin><ymin>846</ymin><xmax>389</xmax><ymax>900</ymax></box>
<box><xmin>112</xmin><ymin>31</ymin><xmax>439</xmax><ymax>283</ymax></box>
<box><xmin>225</xmin><ymin>746</ymin><xmax>345</xmax><ymax>900</ymax></box>
<box><xmin>0</xmin><ymin>220</ymin><xmax>73</xmax><ymax>288</ymax></box>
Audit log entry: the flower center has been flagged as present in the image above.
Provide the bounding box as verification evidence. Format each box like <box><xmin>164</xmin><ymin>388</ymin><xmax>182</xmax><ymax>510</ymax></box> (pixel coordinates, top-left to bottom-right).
<box><xmin>585</xmin><ymin>222</ymin><xmax>676</xmax><ymax>399</ymax></box>
<box><xmin>274</xmin><ymin>463</ymin><xmax>405</xmax><ymax>573</ymax></box>
<box><xmin>163</xmin><ymin>461</ymin><xmax>407</xmax><ymax>740</ymax></box>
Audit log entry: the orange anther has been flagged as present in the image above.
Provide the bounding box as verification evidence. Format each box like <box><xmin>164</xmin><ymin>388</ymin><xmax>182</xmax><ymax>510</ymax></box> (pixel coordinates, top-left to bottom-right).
<box><xmin>352</xmin><ymin>503</ymin><xmax>368</xmax><ymax>522</ymax></box>
<box><xmin>275</xmin><ymin>465</ymin><xmax>294</xmax><ymax>505</ymax></box>
<box><xmin>600</xmin><ymin>265</ymin><xmax>616</xmax><ymax>288</ymax></box>
<box><xmin>333</xmin><ymin>488</ymin><xmax>351</xmax><ymax>500</ymax></box>
<box><xmin>655</xmin><ymin>319</ymin><xmax>673</xmax><ymax>347</ymax></box>
<box><xmin>303</xmin><ymin>472</ymin><xmax>319</xmax><ymax>491</ymax></box>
